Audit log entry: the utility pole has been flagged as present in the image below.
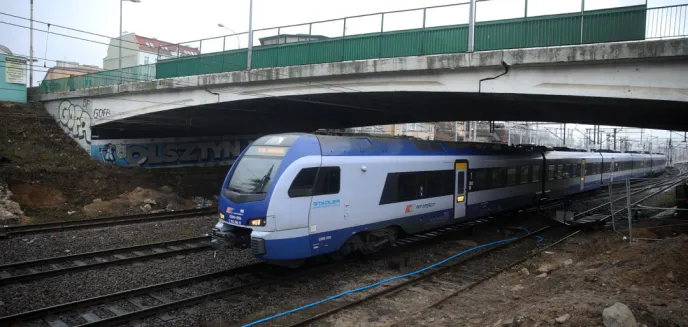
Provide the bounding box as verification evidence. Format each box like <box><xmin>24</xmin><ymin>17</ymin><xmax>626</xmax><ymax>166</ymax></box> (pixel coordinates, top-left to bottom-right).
<box><xmin>640</xmin><ymin>128</ymin><xmax>644</xmax><ymax>152</ymax></box>
<box><xmin>247</xmin><ymin>0</ymin><xmax>254</xmax><ymax>70</ymax></box>
<box><xmin>29</xmin><ymin>0</ymin><xmax>34</xmax><ymax>87</ymax></box>
<box><xmin>563</xmin><ymin>123</ymin><xmax>566</xmax><ymax>146</ymax></box>
<box><xmin>467</xmin><ymin>0</ymin><xmax>476</xmax><ymax>52</ymax></box>
<box><xmin>613</xmin><ymin>128</ymin><xmax>617</xmax><ymax>150</ymax></box>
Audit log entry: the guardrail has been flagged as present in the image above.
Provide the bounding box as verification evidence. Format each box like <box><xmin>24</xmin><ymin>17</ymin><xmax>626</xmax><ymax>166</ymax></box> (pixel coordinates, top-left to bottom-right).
<box><xmin>40</xmin><ymin>2</ymin><xmax>688</xmax><ymax>94</ymax></box>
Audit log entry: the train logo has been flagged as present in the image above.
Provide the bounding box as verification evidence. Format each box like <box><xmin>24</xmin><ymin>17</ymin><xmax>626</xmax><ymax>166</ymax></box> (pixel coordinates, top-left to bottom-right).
<box><xmin>405</xmin><ymin>205</ymin><xmax>413</xmax><ymax>213</ymax></box>
<box><xmin>312</xmin><ymin>199</ymin><xmax>340</xmax><ymax>208</ymax></box>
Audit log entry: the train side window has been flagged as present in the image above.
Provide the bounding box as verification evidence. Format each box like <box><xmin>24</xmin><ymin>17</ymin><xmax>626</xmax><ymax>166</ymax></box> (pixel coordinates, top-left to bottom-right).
<box><xmin>506</xmin><ymin>168</ymin><xmax>517</xmax><ymax>186</ymax></box>
<box><xmin>397</xmin><ymin>173</ymin><xmax>422</xmax><ymax>201</ymax></box>
<box><xmin>456</xmin><ymin>172</ymin><xmax>465</xmax><ymax>195</ymax></box>
<box><xmin>556</xmin><ymin>164</ymin><xmax>563</xmax><ymax>180</ymax></box>
<box><xmin>572</xmin><ymin>164</ymin><xmax>579</xmax><ymax>177</ymax></box>
<box><xmin>596</xmin><ymin>163</ymin><xmax>602</xmax><ymax>174</ymax></box>
<box><xmin>313</xmin><ymin>167</ymin><xmax>341</xmax><ymax>196</ymax></box>
<box><xmin>470</xmin><ymin>169</ymin><xmax>488</xmax><ymax>191</ymax></box>
<box><xmin>586</xmin><ymin>163</ymin><xmax>594</xmax><ymax>176</ymax></box>
<box><xmin>288</xmin><ymin>167</ymin><xmax>319</xmax><ymax>197</ymax></box>
<box><xmin>564</xmin><ymin>164</ymin><xmax>571</xmax><ymax>178</ymax></box>
<box><xmin>532</xmin><ymin>166</ymin><xmax>540</xmax><ymax>182</ymax></box>
<box><xmin>492</xmin><ymin>168</ymin><xmax>505</xmax><ymax>188</ymax></box>
<box><xmin>520</xmin><ymin>166</ymin><xmax>530</xmax><ymax>184</ymax></box>
<box><xmin>547</xmin><ymin>165</ymin><xmax>555</xmax><ymax>181</ymax></box>
<box><xmin>426</xmin><ymin>170</ymin><xmax>454</xmax><ymax>198</ymax></box>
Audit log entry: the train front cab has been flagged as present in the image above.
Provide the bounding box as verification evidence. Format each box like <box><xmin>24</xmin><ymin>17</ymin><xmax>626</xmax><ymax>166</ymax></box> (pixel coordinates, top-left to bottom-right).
<box><xmin>212</xmin><ymin>134</ymin><xmax>323</xmax><ymax>264</ymax></box>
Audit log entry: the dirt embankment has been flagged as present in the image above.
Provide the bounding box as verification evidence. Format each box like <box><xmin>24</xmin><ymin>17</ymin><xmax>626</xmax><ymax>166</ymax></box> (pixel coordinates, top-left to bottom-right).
<box><xmin>0</xmin><ymin>102</ymin><xmax>228</xmax><ymax>223</ymax></box>
<box><xmin>395</xmin><ymin>233</ymin><xmax>688</xmax><ymax>327</ymax></box>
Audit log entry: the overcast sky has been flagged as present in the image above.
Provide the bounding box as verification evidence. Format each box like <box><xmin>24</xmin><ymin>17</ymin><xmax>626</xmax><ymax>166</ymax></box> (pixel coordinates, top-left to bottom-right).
<box><xmin>1</xmin><ymin>0</ymin><xmax>686</xmax><ymax>148</ymax></box>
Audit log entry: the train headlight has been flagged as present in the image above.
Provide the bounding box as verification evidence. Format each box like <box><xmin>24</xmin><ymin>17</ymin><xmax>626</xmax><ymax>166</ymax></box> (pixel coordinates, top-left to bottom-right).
<box><xmin>219</xmin><ymin>213</ymin><xmax>225</xmax><ymax>221</ymax></box>
<box><xmin>248</xmin><ymin>218</ymin><xmax>266</xmax><ymax>227</ymax></box>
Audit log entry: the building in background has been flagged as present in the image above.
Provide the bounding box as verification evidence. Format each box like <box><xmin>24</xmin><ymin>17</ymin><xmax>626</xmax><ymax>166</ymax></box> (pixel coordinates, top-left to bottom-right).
<box><xmin>0</xmin><ymin>44</ymin><xmax>27</xmax><ymax>103</ymax></box>
<box><xmin>259</xmin><ymin>34</ymin><xmax>329</xmax><ymax>46</ymax></box>
<box><xmin>103</xmin><ymin>33</ymin><xmax>200</xmax><ymax>70</ymax></box>
<box><xmin>44</xmin><ymin>60</ymin><xmax>101</xmax><ymax>81</ymax></box>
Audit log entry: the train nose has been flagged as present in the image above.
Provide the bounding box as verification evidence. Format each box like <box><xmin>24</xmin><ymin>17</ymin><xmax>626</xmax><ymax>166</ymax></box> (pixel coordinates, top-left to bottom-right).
<box><xmin>211</xmin><ymin>225</ymin><xmax>251</xmax><ymax>250</ymax></box>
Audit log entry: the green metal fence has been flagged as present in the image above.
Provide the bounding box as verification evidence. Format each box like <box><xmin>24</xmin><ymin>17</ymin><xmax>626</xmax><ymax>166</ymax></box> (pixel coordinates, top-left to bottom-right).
<box><xmin>41</xmin><ymin>64</ymin><xmax>155</xmax><ymax>94</ymax></box>
<box><xmin>40</xmin><ymin>3</ymin><xmax>688</xmax><ymax>94</ymax></box>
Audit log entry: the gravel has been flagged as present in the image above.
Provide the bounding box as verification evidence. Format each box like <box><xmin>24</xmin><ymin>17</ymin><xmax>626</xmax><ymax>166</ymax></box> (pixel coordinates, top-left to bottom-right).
<box><xmin>0</xmin><ymin>246</ymin><xmax>258</xmax><ymax>317</ymax></box>
<box><xmin>0</xmin><ymin>215</ymin><xmax>218</xmax><ymax>264</ymax></box>
<box><xmin>135</xmin><ymin>215</ymin><xmax>556</xmax><ymax>327</ymax></box>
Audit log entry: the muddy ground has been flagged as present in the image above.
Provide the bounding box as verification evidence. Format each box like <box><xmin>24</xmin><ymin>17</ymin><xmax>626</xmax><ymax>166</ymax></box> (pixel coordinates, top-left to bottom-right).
<box><xmin>331</xmin><ymin>231</ymin><xmax>688</xmax><ymax>327</ymax></box>
<box><xmin>0</xmin><ymin>102</ymin><xmax>228</xmax><ymax>223</ymax></box>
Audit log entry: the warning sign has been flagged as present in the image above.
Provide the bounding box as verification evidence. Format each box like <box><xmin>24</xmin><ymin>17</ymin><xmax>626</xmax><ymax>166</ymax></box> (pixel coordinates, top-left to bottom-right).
<box><xmin>5</xmin><ymin>56</ymin><xmax>27</xmax><ymax>84</ymax></box>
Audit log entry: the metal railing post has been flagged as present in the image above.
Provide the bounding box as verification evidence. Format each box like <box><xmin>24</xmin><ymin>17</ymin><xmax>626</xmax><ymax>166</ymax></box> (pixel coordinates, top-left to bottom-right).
<box><xmin>626</xmin><ymin>178</ymin><xmax>632</xmax><ymax>243</ymax></box>
<box><xmin>307</xmin><ymin>23</ymin><xmax>312</xmax><ymax>64</ymax></box>
<box><xmin>342</xmin><ymin>18</ymin><xmax>347</xmax><ymax>61</ymax></box>
<box><xmin>379</xmin><ymin>14</ymin><xmax>384</xmax><ymax>57</ymax></box>
<box><xmin>198</xmin><ymin>40</ymin><xmax>202</xmax><ymax>75</ymax></box>
<box><xmin>176</xmin><ymin>43</ymin><xmax>180</xmax><ymax>77</ymax></box>
<box><xmin>222</xmin><ymin>36</ymin><xmax>226</xmax><ymax>71</ymax></box>
<box><xmin>247</xmin><ymin>0</ymin><xmax>253</xmax><ymax>70</ymax></box>
<box><xmin>580</xmin><ymin>0</ymin><xmax>586</xmax><ymax>44</ymax></box>
<box><xmin>468</xmin><ymin>0</ymin><xmax>476</xmax><ymax>52</ymax></box>
<box><xmin>421</xmin><ymin>9</ymin><xmax>426</xmax><ymax>55</ymax></box>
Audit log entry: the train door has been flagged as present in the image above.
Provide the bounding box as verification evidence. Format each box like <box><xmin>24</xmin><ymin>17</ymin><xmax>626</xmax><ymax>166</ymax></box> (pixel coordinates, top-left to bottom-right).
<box><xmin>580</xmin><ymin>159</ymin><xmax>586</xmax><ymax>191</ymax></box>
<box><xmin>610</xmin><ymin>158</ymin><xmax>615</xmax><ymax>184</ymax></box>
<box><xmin>454</xmin><ymin>160</ymin><xmax>468</xmax><ymax>220</ymax></box>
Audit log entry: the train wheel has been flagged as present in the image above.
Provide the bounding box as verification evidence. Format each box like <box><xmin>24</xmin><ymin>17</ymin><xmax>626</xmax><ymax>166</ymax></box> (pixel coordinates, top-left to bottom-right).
<box><xmin>327</xmin><ymin>234</ymin><xmax>361</xmax><ymax>262</ymax></box>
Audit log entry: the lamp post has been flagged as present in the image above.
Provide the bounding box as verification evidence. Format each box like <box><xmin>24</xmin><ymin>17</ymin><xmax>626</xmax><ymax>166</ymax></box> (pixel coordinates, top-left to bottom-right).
<box><xmin>218</xmin><ymin>24</ymin><xmax>241</xmax><ymax>49</ymax></box>
<box><xmin>247</xmin><ymin>0</ymin><xmax>253</xmax><ymax>70</ymax></box>
<box><xmin>119</xmin><ymin>0</ymin><xmax>140</xmax><ymax>84</ymax></box>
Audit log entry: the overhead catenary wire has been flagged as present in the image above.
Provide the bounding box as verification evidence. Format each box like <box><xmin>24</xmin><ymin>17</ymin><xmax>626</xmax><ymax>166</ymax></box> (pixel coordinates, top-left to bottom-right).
<box><xmin>0</xmin><ymin>13</ymin><xmax>364</xmax><ymax>94</ymax></box>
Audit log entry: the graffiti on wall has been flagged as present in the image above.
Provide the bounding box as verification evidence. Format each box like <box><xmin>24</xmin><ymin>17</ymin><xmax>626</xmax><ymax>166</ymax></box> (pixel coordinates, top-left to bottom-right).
<box><xmin>58</xmin><ymin>100</ymin><xmax>92</xmax><ymax>144</ymax></box>
<box><xmin>91</xmin><ymin>139</ymin><xmax>252</xmax><ymax>168</ymax></box>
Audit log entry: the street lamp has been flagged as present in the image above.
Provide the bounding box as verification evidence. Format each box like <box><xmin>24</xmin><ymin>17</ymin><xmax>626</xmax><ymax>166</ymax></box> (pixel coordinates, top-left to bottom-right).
<box><xmin>218</xmin><ymin>23</ymin><xmax>241</xmax><ymax>49</ymax></box>
<box><xmin>119</xmin><ymin>0</ymin><xmax>141</xmax><ymax>84</ymax></box>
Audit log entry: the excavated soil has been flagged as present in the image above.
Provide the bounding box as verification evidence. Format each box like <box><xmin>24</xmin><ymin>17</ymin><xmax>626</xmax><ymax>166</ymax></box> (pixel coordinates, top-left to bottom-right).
<box><xmin>0</xmin><ymin>102</ymin><xmax>228</xmax><ymax>223</ymax></box>
<box><xmin>372</xmin><ymin>232</ymin><xmax>688</xmax><ymax>327</ymax></box>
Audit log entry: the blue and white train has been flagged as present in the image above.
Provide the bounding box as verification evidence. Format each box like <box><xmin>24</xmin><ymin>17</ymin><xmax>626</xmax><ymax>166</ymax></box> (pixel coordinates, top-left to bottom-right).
<box><xmin>211</xmin><ymin>133</ymin><xmax>666</xmax><ymax>266</ymax></box>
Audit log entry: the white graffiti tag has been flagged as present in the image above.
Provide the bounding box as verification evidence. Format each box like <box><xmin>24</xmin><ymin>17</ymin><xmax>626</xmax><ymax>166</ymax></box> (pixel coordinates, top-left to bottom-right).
<box><xmin>58</xmin><ymin>100</ymin><xmax>92</xmax><ymax>144</ymax></box>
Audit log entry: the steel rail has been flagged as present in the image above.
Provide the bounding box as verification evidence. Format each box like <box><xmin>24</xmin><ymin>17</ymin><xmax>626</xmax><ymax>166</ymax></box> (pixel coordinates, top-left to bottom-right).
<box><xmin>0</xmin><ymin>263</ymin><xmax>267</xmax><ymax>325</ymax></box>
<box><xmin>282</xmin><ymin>225</ymin><xmax>553</xmax><ymax>327</ymax></box>
<box><xmin>0</xmin><ymin>236</ymin><xmax>210</xmax><ymax>285</ymax></box>
<box><xmin>0</xmin><ymin>208</ymin><xmax>215</xmax><ymax>238</ymax></box>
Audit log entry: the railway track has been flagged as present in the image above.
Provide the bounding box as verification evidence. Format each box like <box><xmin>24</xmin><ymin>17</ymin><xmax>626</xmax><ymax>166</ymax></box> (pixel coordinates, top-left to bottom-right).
<box><xmin>0</xmin><ymin>236</ymin><xmax>211</xmax><ymax>285</ymax></box>
<box><xmin>2</xmin><ymin>167</ymin><xmax>682</xmax><ymax>326</ymax></box>
<box><xmin>0</xmin><ymin>215</ymin><xmax>528</xmax><ymax>327</ymax></box>
<box><xmin>0</xmin><ymin>207</ymin><xmax>215</xmax><ymax>238</ymax></box>
<box><xmin>274</xmin><ymin>225</ymin><xmax>567</xmax><ymax>327</ymax></box>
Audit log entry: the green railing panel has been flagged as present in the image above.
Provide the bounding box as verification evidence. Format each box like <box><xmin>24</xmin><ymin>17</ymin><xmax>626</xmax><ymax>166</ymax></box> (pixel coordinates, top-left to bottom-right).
<box><xmin>423</xmin><ymin>25</ymin><xmax>469</xmax><ymax>55</ymax></box>
<box><xmin>223</xmin><ymin>50</ymin><xmax>248</xmax><ymax>72</ymax></box>
<box><xmin>380</xmin><ymin>30</ymin><xmax>423</xmax><ymax>58</ymax></box>
<box><xmin>41</xmin><ymin>64</ymin><xmax>155</xmax><ymax>93</ymax></box>
<box><xmin>307</xmin><ymin>39</ymin><xmax>345</xmax><ymax>65</ymax></box>
<box><xmin>475</xmin><ymin>18</ymin><xmax>529</xmax><ymax>51</ymax></box>
<box><xmin>343</xmin><ymin>34</ymin><xmax>380</xmax><ymax>61</ymax></box>
<box><xmin>251</xmin><ymin>46</ymin><xmax>280</xmax><ymax>69</ymax></box>
<box><xmin>277</xmin><ymin>42</ymin><xmax>311</xmax><ymax>67</ymax></box>
<box><xmin>39</xmin><ymin>4</ymin><xmax>666</xmax><ymax>94</ymax></box>
<box><xmin>523</xmin><ymin>13</ymin><xmax>581</xmax><ymax>48</ymax></box>
<box><xmin>583</xmin><ymin>5</ymin><xmax>646</xmax><ymax>44</ymax></box>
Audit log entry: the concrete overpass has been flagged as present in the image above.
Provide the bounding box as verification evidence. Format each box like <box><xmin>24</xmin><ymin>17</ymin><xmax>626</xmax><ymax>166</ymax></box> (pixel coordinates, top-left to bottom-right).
<box><xmin>37</xmin><ymin>38</ymin><xmax>688</xmax><ymax>167</ymax></box>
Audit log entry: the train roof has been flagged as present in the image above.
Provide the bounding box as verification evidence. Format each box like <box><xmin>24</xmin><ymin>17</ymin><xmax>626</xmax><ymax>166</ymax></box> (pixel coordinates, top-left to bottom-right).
<box><xmin>306</xmin><ymin>134</ymin><xmax>584</xmax><ymax>157</ymax></box>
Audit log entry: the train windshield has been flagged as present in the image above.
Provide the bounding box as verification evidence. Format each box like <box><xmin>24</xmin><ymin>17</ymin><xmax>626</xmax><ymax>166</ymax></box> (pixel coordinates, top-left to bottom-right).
<box><xmin>226</xmin><ymin>156</ymin><xmax>282</xmax><ymax>195</ymax></box>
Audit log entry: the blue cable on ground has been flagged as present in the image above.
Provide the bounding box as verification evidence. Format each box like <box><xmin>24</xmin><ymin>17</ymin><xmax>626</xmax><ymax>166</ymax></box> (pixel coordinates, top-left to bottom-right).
<box><xmin>241</xmin><ymin>235</ymin><xmax>523</xmax><ymax>327</ymax></box>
